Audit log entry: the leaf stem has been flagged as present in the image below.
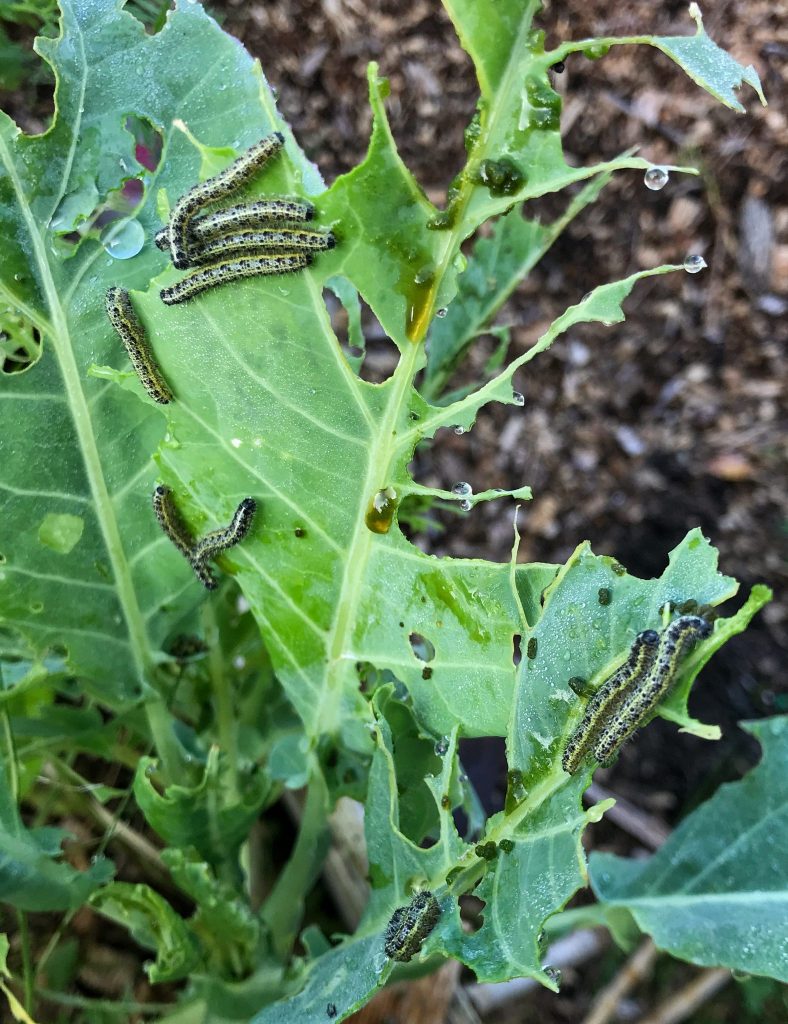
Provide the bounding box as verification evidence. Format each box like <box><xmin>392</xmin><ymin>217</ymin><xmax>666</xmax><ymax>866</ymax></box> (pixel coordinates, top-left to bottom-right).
<box><xmin>202</xmin><ymin>600</ymin><xmax>239</xmax><ymax>800</ymax></box>
<box><xmin>15</xmin><ymin>910</ymin><xmax>34</xmax><ymax>1015</ymax></box>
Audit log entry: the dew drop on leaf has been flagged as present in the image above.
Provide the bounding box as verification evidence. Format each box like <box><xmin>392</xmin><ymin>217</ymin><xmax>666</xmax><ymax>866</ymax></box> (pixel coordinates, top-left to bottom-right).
<box><xmin>453</xmin><ymin>425</ymin><xmax>465</xmax><ymax>435</ymax></box>
<box><xmin>452</xmin><ymin>481</ymin><xmax>472</xmax><ymax>497</ymax></box>
<box><xmin>459</xmin><ymin>499</ymin><xmax>472</xmax><ymax>512</ymax></box>
<box><xmin>643</xmin><ymin>166</ymin><xmax>669</xmax><ymax>191</ymax></box>
<box><xmin>683</xmin><ymin>254</ymin><xmax>707</xmax><ymax>274</ymax></box>
<box><xmin>512</xmin><ymin>390</ymin><xmax>525</xmax><ymax>406</ymax></box>
<box><xmin>100</xmin><ymin>218</ymin><xmax>145</xmax><ymax>259</ymax></box>
<box><xmin>434</xmin><ymin>736</ymin><xmax>449</xmax><ymax>756</ymax></box>
<box><xmin>365</xmin><ymin>487</ymin><xmax>398</xmax><ymax>534</ymax></box>
<box><xmin>435</xmin><ymin>307</ymin><xmax>448</xmax><ymax>318</ymax></box>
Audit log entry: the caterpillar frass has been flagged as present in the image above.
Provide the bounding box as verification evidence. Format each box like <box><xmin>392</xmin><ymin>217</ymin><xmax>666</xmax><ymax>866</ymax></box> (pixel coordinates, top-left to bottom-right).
<box><xmin>152</xmin><ymin>485</ymin><xmax>217</xmax><ymax>590</ymax></box>
<box><xmin>159</xmin><ymin>253</ymin><xmax>311</xmax><ymax>305</ymax></box>
<box><xmin>105</xmin><ymin>287</ymin><xmax>173</xmax><ymax>404</ymax></box>
<box><xmin>191</xmin><ymin>497</ymin><xmax>257</xmax><ymax>568</ymax></box>
<box><xmin>168</xmin><ymin>132</ymin><xmax>285</xmax><ymax>269</ymax></box>
<box><xmin>384</xmin><ymin>891</ymin><xmax>441</xmax><ymax>963</ymax></box>
<box><xmin>154</xmin><ymin>198</ymin><xmax>315</xmax><ymax>252</ymax></box>
<box><xmin>592</xmin><ymin>615</ymin><xmax>713</xmax><ymax>766</ymax></box>
<box><xmin>188</xmin><ymin>228</ymin><xmax>335</xmax><ymax>265</ymax></box>
<box><xmin>561</xmin><ymin>628</ymin><xmax>660</xmax><ymax>775</ymax></box>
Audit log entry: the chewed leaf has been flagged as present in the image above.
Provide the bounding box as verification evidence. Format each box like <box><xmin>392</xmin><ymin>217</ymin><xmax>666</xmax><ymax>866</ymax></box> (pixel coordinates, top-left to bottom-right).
<box><xmin>510</xmin><ymin>529</ymin><xmax>741</xmax><ymax>780</ymax></box>
<box><xmin>555</xmin><ymin>4</ymin><xmax>765</xmax><ymax>114</ymax></box>
<box><xmin>653</xmin><ymin>4</ymin><xmax>766</xmax><ymax>112</ymax></box>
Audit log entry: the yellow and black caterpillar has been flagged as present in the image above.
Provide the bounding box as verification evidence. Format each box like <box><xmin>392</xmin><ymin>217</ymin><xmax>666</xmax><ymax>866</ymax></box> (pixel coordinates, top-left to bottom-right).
<box><xmin>157</xmin><ymin>133</ymin><xmax>334</xmax><ymax>303</ymax></box>
<box><xmin>562</xmin><ymin>614</ymin><xmax>712</xmax><ymax>773</ymax></box>
<box><xmin>152</xmin><ymin>485</ymin><xmax>256</xmax><ymax>591</ymax></box>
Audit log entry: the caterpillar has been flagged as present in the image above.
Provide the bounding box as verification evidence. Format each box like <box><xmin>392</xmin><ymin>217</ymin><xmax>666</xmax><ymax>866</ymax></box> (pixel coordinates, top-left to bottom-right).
<box><xmin>155</xmin><ymin>199</ymin><xmax>315</xmax><ymax>252</ymax></box>
<box><xmin>384</xmin><ymin>890</ymin><xmax>441</xmax><ymax>963</ymax></box>
<box><xmin>159</xmin><ymin>253</ymin><xmax>312</xmax><ymax>305</ymax></box>
<box><xmin>191</xmin><ymin>497</ymin><xmax>257</xmax><ymax>567</ymax></box>
<box><xmin>152</xmin><ymin>485</ymin><xmax>217</xmax><ymax>590</ymax></box>
<box><xmin>188</xmin><ymin>228</ymin><xmax>335</xmax><ymax>265</ymax></box>
<box><xmin>561</xmin><ymin>629</ymin><xmax>659</xmax><ymax>775</ymax></box>
<box><xmin>105</xmin><ymin>287</ymin><xmax>173</xmax><ymax>404</ymax></box>
<box><xmin>168</xmin><ymin>132</ymin><xmax>284</xmax><ymax>269</ymax></box>
<box><xmin>592</xmin><ymin>615</ymin><xmax>713</xmax><ymax>766</ymax></box>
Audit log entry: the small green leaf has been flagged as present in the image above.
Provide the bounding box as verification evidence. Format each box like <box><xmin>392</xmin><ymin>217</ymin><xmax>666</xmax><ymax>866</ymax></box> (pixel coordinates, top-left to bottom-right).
<box><xmin>162</xmin><ymin>848</ymin><xmax>261</xmax><ymax>978</ymax></box>
<box><xmin>89</xmin><ymin>881</ymin><xmax>201</xmax><ymax>983</ymax></box>
<box><xmin>133</xmin><ymin>748</ymin><xmax>272</xmax><ymax>869</ymax></box>
<box><xmin>652</xmin><ymin>4</ymin><xmax>766</xmax><ymax>112</ymax></box>
<box><xmin>556</xmin><ymin>4</ymin><xmax>766</xmax><ymax>114</ymax></box>
<box><xmin>590</xmin><ymin>716</ymin><xmax>788</xmax><ymax>983</ymax></box>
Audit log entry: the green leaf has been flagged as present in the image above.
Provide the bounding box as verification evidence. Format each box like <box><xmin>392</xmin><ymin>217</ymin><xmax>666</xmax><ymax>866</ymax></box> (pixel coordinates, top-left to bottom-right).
<box><xmin>161</xmin><ymin>848</ymin><xmax>261</xmax><ymax>978</ymax></box>
<box><xmin>89</xmin><ymin>881</ymin><xmax>201</xmax><ymax>983</ymax></box>
<box><xmin>133</xmin><ymin>748</ymin><xmax>272</xmax><ymax>869</ymax></box>
<box><xmin>0</xmin><ymin>0</ymin><xmax>291</xmax><ymax>708</ymax></box>
<box><xmin>511</xmin><ymin>529</ymin><xmax>740</xmax><ymax>785</ymax></box>
<box><xmin>590</xmin><ymin>717</ymin><xmax>788</xmax><ymax>983</ymax></box>
<box><xmin>652</xmin><ymin>4</ymin><xmax>766</xmax><ymax>112</ymax></box>
<box><xmin>556</xmin><ymin>4</ymin><xmax>766</xmax><ymax>114</ymax></box>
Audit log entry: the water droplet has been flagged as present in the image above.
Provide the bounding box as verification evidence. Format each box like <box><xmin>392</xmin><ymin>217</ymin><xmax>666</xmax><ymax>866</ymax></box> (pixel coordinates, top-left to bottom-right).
<box><xmin>644</xmin><ymin>166</ymin><xmax>669</xmax><ymax>191</ymax></box>
<box><xmin>512</xmin><ymin>390</ymin><xmax>524</xmax><ymax>406</ymax></box>
<box><xmin>100</xmin><ymin>218</ymin><xmax>145</xmax><ymax>259</ymax></box>
<box><xmin>230</xmin><ymin>437</ymin><xmax>242</xmax><ymax>449</ymax></box>
<box><xmin>459</xmin><ymin>499</ymin><xmax>472</xmax><ymax>512</ymax></box>
<box><xmin>414</xmin><ymin>263</ymin><xmax>435</xmax><ymax>285</ymax></box>
<box><xmin>683</xmin><ymin>254</ymin><xmax>707</xmax><ymax>274</ymax></box>
<box><xmin>434</xmin><ymin>736</ymin><xmax>449</xmax><ymax>756</ymax></box>
<box><xmin>435</xmin><ymin>307</ymin><xmax>448</xmax><ymax>318</ymax></box>
<box><xmin>365</xmin><ymin>486</ymin><xmax>398</xmax><ymax>534</ymax></box>
<box><xmin>145</xmin><ymin>763</ymin><xmax>156</xmax><ymax>777</ymax></box>
<box><xmin>452</xmin><ymin>481</ymin><xmax>472</xmax><ymax>497</ymax></box>
<box><xmin>453</xmin><ymin>425</ymin><xmax>465</xmax><ymax>435</ymax></box>
<box><xmin>544</xmin><ymin>965</ymin><xmax>562</xmax><ymax>986</ymax></box>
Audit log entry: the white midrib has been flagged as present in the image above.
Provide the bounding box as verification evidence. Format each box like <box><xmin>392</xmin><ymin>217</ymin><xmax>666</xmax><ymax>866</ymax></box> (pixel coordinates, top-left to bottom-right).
<box><xmin>319</xmin><ymin>341</ymin><xmax>421</xmax><ymax>733</ymax></box>
<box><xmin>0</xmin><ymin>111</ymin><xmax>152</xmax><ymax>689</ymax></box>
<box><xmin>312</xmin><ymin>12</ymin><xmax>540</xmax><ymax>731</ymax></box>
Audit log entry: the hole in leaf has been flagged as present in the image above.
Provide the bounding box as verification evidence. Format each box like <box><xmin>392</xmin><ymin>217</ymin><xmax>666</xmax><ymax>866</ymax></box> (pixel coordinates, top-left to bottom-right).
<box><xmin>408</xmin><ymin>632</ymin><xmax>435</xmax><ymax>663</ymax></box>
<box><xmin>124</xmin><ymin>0</ymin><xmax>173</xmax><ymax>34</ymax></box>
<box><xmin>458</xmin><ymin>893</ymin><xmax>485</xmax><ymax>932</ymax></box>
<box><xmin>1</xmin><ymin>315</ymin><xmax>40</xmax><ymax>375</ymax></box>
<box><xmin>125</xmin><ymin>113</ymin><xmax>163</xmax><ymax>171</ymax></box>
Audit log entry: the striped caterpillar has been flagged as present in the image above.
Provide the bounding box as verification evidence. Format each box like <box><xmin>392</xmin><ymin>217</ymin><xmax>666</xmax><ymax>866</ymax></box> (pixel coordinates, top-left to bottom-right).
<box><xmin>592</xmin><ymin>615</ymin><xmax>712</xmax><ymax>765</ymax></box>
<box><xmin>160</xmin><ymin>253</ymin><xmax>312</xmax><ymax>305</ymax></box>
<box><xmin>191</xmin><ymin>497</ymin><xmax>256</xmax><ymax>565</ymax></box>
<box><xmin>384</xmin><ymin>891</ymin><xmax>441</xmax><ymax>963</ymax></box>
<box><xmin>185</xmin><ymin>228</ymin><xmax>335</xmax><ymax>266</ymax></box>
<box><xmin>562</xmin><ymin>629</ymin><xmax>659</xmax><ymax>775</ymax></box>
<box><xmin>154</xmin><ymin>199</ymin><xmax>315</xmax><ymax>252</ymax></box>
<box><xmin>152</xmin><ymin>486</ymin><xmax>257</xmax><ymax>590</ymax></box>
<box><xmin>168</xmin><ymin>132</ymin><xmax>284</xmax><ymax>269</ymax></box>
<box><xmin>105</xmin><ymin>287</ymin><xmax>172</xmax><ymax>404</ymax></box>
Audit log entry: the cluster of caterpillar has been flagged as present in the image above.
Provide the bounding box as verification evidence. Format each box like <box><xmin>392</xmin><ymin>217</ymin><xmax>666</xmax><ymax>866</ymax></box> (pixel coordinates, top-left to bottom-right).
<box><xmin>562</xmin><ymin>614</ymin><xmax>713</xmax><ymax>773</ymax></box>
<box><xmin>153</xmin><ymin>485</ymin><xmax>256</xmax><ymax>591</ymax></box>
<box><xmin>384</xmin><ymin>890</ymin><xmax>441</xmax><ymax>963</ymax></box>
<box><xmin>156</xmin><ymin>132</ymin><xmax>334</xmax><ymax>304</ymax></box>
